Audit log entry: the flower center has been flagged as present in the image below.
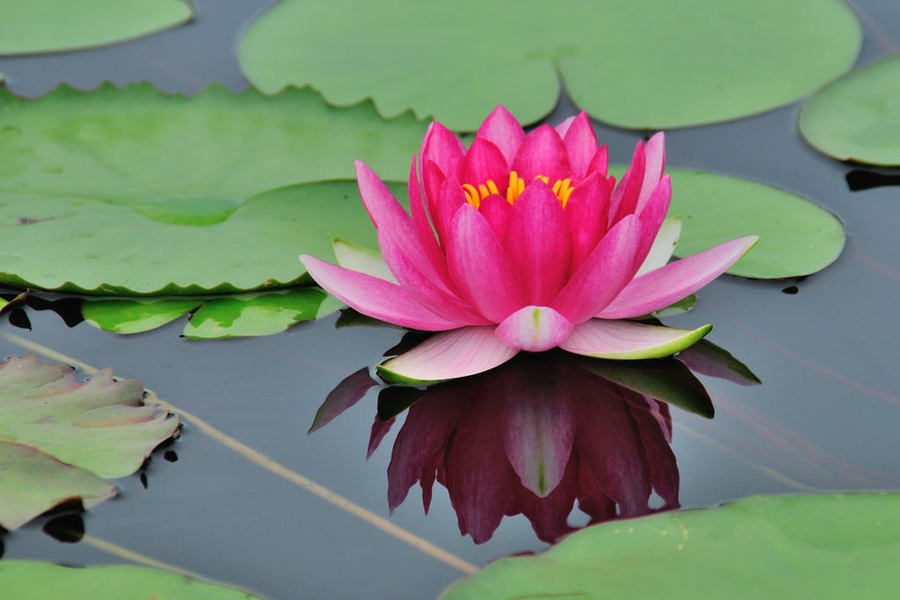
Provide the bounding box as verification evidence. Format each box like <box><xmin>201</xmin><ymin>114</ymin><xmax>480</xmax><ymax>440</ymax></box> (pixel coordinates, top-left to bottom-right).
<box><xmin>462</xmin><ymin>171</ymin><xmax>574</xmax><ymax>210</ymax></box>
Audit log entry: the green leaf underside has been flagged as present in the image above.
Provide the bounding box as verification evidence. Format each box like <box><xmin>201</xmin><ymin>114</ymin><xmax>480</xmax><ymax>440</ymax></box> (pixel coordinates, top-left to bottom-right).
<box><xmin>0</xmin><ymin>441</ymin><xmax>116</xmax><ymax>530</ymax></box>
<box><xmin>441</xmin><ymin>492</ymin><xmax>900</xmax><ymax>599</ymax></box>
<box><xmin>0</xmin><ymin>353</ymin><xmax>178</xmax><ymax>478</ymax></box>
<box><xmin>799</xmin><ymin>54</ymin><xmax>900</xmax><ymax>166</ymax></box>
<box><xmin>0</xmin><ymin>1</ymin><xmax>193</xmax><ymax>56</ymax></box>
<box><xmin>0</xmin><ymin>180</ymin><xmax>405</xmax><ymax>295</ymax></box>
<box><xmin>239</xmin><ymin>0</ymin><xmax>859</xmax><ymax>130</ymax></box>
<box><xmin>610</xmin><ymin>167</ymin><xmax>846</xmax><ymax>279</ymax></box>
<box><xmin>0</xmin><ymin>83</ymin><xmax>423</xmax><ymax>294</ymax></box>
<box><xmin>82</xmin><ymin>288</ymin><xmax>336</xmax><ymax>338</ymax></box>
<box><xmin>0</xmin><ymin>561</ymin><xmax>265</xmax><ymax>599</ymax></box>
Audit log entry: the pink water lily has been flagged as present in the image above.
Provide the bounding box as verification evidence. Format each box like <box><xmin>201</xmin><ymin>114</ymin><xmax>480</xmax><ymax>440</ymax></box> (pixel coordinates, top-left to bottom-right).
<box><xmin>300</xmin><ymin>106</ymin><xmax>757</xmax><ymax>382</ymax></box>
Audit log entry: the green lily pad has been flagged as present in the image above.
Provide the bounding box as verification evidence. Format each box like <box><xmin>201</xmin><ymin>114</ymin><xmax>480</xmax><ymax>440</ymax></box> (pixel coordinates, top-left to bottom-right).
<box><xmin>238</xmin><ymin>0</ymin><xmax>860</xmax><ymax>130</ymax></box>
<box><xmin>0</xmin><ymin>353</ymin><xmax>179</xmax><ymax>478</ymax></box>
<box><xmin>800</xmin><ymin>54</ymin><xmax>900</xmax><ymax>166</ymax></box>
<box><xmin>0</xmin><ymin>82</ymin><xmax>423</xmax><ymax>294</ymax></box>
<box><xmin>82</xmin><ymin>288</ymin><xmax>341</xmax><ymax>338</ymax></box>
<box><xmin>610</xmin><ymin>167</ymin><xmax>846</xmax><ymax>279</ymax></box>
<box><xmin>0</xmin><ymin>1</ymin><xmax>193</xmax><ymax>56</ymax></box>
<box><xmin>441</xmin><ymin>492</ymin><xmax>900</xmax><ymax>599</ymax></box>
<box><xmin>0</xmin><ymin>561</ymin><xmax>265</xmax><ymax>599</ymax></box>
<box><xmin>0</xmin><ymin>180</ymin><xmax>405</xmax><ymax>295</ymax></box>
<box><xmin>0</xmin><ymin>441</ymin><xmax>116</xmax><ymax>531</ymax></box>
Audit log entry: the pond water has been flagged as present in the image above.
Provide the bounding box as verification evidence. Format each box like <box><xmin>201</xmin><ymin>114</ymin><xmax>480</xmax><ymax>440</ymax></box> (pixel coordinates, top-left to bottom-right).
<box><xmin>0</xmin><ymin>1</ymin><xmax>898</xmax><ymax>598</ymax></box>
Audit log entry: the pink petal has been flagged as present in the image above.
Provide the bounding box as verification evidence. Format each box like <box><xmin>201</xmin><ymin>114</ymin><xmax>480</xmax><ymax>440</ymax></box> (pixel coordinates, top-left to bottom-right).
<box><xmin>495</xmin><ymin>305</ymin><xmax>574</xmax><ymax>352</ymax></box>
<box><xmin>560</xmin><ymin>319</ymin><xmax>713</xmax><ymax>360</ymax></box>
<box><xmin>598</xmin><ymin>236</ymin><xmax>759</xmax><ymax>319</ymax></box>
<box><xmin>632</xmin><ymin>175</ymin><xmax>672</xmax><ymax>270</ymax></box>
<box><xmin>420</xmin><ymin>121</ymin><xmax>464</xmax><ymax>180</ymax></box>
<box><xmin>431</xmin><ymin>172</ymin><xmax>467</xmax><ymax>244</ymax></box>
<box><xmin>474</xmin><ymin>105</ymin><xmax>525</xmax><ymax>167</ymax></box>
<box><xmin>446</xmin><ymin>203</ymin><xmax>526</xmax><ymax>322</ymax></box>
<box><xmin>564</xmin><ymin>171</ymin><xmax>611</xmax><ymax>271</ymax></box>
<box><xmin>637</xmin><ymin>132</ymin><xmax>666</xmax><ymax>214</ymax></box>
<box><xmin>561</xmin><ymin>112</ymin><xmax>600</xmax><ymax>180</ymax></box>
<box><xmin>478</xmin><ymin>193</ymin><xmax>512</xmax><ymax>240</ymax></box>
<box><xmin>376</xmin><ymin>327</ymin><xmax>519</xmax><ymax>383</ymax></box>
<box><xmin>422</xmin><ymin>159</ymin><xmax>446</xmax><ymax>213</ymax></box>
<box><xmin>300</xmin><ymin>255</ymin><xmax>463</xmax><ymax>331</ymax></box>
<box><xmin>554</xmin><ymin>116</ymin><xmax>575</xmax><ymax>137</ymax></box>
<box><xmin>587</xmin><ymin>145</ymin><xmax>609</xmax><ymax>177</ymax></box>
<box><xmin>503</xmin><ymin>181</ymin><xmax>572</xmax><ymax>304</ymax></box>
<box><xmin>607</xmin><ymin>141</ymin><xmax>646</xmax><ymax>225</ymax></box>
<box><xmin>502</xmin><ymin>387</ymin><xmax>575</xmax><ymax>497</ymax></box>
<box><xmin>407</xmin><ymin>155</ymin><xmax>443</xmax><ymax>269</ymax></box>
<box><xmin>511</xmin><ymin>124</ymin><xmax>571</xmax><ymax>184</ymax></box>
<box><xmin>551</xmin><ymin>215</ymin><xmax>641</xmax><ymax>323</ymax></box>
<box><xmin>636</xmin><ymin>218</ymin><xmax>681</xmax><ymax>277</ymax></box>
<box><xmin>460</xmin><ymin>138</ymin><xmax>510</xmax><ymax>190</ymax></box>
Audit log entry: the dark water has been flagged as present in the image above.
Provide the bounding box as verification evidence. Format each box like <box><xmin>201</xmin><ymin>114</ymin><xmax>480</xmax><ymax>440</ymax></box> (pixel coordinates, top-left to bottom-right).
<box><xmin>1</xmin><ymin>1</ymin><xmax>899</xmax><ymax>598</ymax></box>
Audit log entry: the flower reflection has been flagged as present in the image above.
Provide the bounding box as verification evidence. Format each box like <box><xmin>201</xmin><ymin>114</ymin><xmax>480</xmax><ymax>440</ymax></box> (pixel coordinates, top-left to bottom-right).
<box><xmin>314</xmin><ymin>344</ymin><xmax>744</xmax><ymax>544</ymax></box>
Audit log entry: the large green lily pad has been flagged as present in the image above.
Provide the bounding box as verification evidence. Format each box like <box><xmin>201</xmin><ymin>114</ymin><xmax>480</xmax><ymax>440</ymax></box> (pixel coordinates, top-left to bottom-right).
<box><xmin>238</xmin><ymin>0</ymin><xmax>860</xmax><ymax>130</ymax></box>
<box><xmin>0</xmin><ymin>561</ymin><xmax>265</xmax><ymax>599</ymax></box>
<box><xmin>0</xmin><ymin>441</ymin><xmax>116</xmax><ymax>530</ymax></box>
<box><xmin>0</xmin><ymin>353</ymin><xmax>178</xmax><ymax>478</ymax></box>
<box><xmin>0</xmin><ymin>180</ymin><xmax>404</xmax><ymax>295</ymax></box>
<box><xmin>610</xmin><ymin>167</ymin><xmax>846</xmax><ymax>279</ymax></box>
<box><xmin>441</xmin><ymin>492</ymin><xmax>900</xmax><ymax>599</ymax></box>
<box><xmin>0</xmin><ymin>1</ymin><xmax>193</xmax><ymax>56</ymax></box>
<box><xmin>800</xmin><ymin>54</ymin><xmax>900</xmax><ymax>166</ymax></box>
<box><xmin>82</xmin><ymin>288</ymin><xmax>341</xmax><ymax>338</ymax></box>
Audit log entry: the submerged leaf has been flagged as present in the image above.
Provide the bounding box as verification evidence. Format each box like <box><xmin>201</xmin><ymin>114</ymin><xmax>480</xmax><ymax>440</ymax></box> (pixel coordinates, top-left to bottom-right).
<box><xmin>0</xmin><ymin>1</ymin><xmax>193</xmax><ymax>56</ymax></box>
<box><xmin>239</xmin><ymin>0</ymin><xmax>860</xmax><ymax>130</ymax></box>
<box><xmin>0</xmin><ymin>561</ymin><xmax>265</xmax><ymax>599</ymax></box>
<box><xmin>441</xmin><ymin>492</ymin><xmax>900</xmax><ymax>599</ymax></box>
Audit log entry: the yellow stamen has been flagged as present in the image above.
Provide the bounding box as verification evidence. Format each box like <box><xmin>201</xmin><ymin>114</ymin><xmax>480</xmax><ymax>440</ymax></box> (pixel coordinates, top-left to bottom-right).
<box><xmin>462</xmin><ymin>183</ymin><xmax>480</xmax><ymax>209</ymax></box>
<box><xmin>465</xmin><ymin>173</ymin><xmax>575</xmax><ymax>209</ymax></box>
<box><xmin>486</xmin><ymin>180</ymin><xmax>500</xmax><ymax>196</ymax></box>
<box><xmin>478</xmin><ymin>183</ymin><xmax>489</xmax><ymax>198</ymax></box>
<box><xmin>535</xmin><ymin>175</ymin><xmax>550</xmax><ymax>184</ymax></box>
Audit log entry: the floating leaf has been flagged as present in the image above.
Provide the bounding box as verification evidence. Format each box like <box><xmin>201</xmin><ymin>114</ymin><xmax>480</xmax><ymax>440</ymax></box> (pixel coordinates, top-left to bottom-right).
<box><xmin>0</xmin><ymin>441</ymin><xmax>116</xmax><ymax>531</ymax></box>
<box><xmin>800</xmin><ymin>54</ymin><xmax>900</xmax><ymax>166</ymax></box>
<box><xmin>0</xmin><ymin>561</ymin><xmax>265</xmax><ymax>599</ymax></box>
<box><xmin>0</xmin><ymin>83</ymin><xmax>423</xmax><ymax>294</ymax></box>
<box><xmin>441</xmin><ymin>492</ymin><xmax>900</xmax><ymax>599</ymax></box>
<box><xmin>0</xmin><ymin>353</ymin><xmax>178</xmax><ymax>478</ymax></box>
<box><xmin>82</xmin><ymin>288</ymin><xmax>340</xmax><ymax>338</ymax></box>
<box><xmin>610</xmin><ymin>167</ymin><xmax>846</xmax><ymax>279</ymax></box>
<box><xmin>0</xmin><ymin>180</ymin><xmax>404</xmax><ymax>295</ymax></box>
<box><xmin>239</xmin><ymin>0</ymin><xmax>860</xmax><ymax>130</ymax></box>
<box><xmin>0</xmin><ymin>1</ymin><xmax>193</xmax><ymax>56</ymax></box>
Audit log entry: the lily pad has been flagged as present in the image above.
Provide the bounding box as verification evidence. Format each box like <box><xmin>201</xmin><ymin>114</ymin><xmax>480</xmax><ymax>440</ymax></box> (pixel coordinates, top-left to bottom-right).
<box><xmin>0</xmin><ymin>1</ymin><xmax>193</xmax><ymax>56</ymax></box>
<box><xmin>0</xmin><ymin>561</ymin><xmax>265</xmax><ymax>599</ymax></box>
<box><xmin>799</xmin><ymin>54</ymin><xmax>900</xmax><ymax>166</ymax></box>
<box><xmin>0</xmin><ymin>82</ymin><xmax>423</xmax><ymax>294</ymax></box>
<box><xmin>238</xmin><ymin>0</ymin><xmax>860</xmax><ymax>130</ymax></box>
<box><xmin>0</xmin><ymin>441</ymin><xmax>116</xmax><ymax>531</ymax></box>
<box><xmin>610</xmin><ymin>167</ymin><xmax>846</xmax><ymax>279</ymax></box>
<box><xmin>0</xmin><ymin>180</ymin><xmax>404</xmax><ymax>295</ymax></box>
<box><xmin>441</xmin><ymin>492</ymin><xmax>900</xmax><ymax>599</ymax></box>
<box><xmin>0</xmin><ymin>353</ymin><xmax>178</xmax><ymax>478</ymax></box>
<box><xmin>82</xmin><ymin>288</ymin><xmax>341</xmax><ymax>338</ymax></box>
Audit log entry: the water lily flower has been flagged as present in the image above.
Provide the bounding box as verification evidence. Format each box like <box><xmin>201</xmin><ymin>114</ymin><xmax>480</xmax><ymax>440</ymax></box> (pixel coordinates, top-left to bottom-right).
<box><xmin>300</xmin><ymin>106</ymin><xmax>757</xmax><ymax>382</ymax></box>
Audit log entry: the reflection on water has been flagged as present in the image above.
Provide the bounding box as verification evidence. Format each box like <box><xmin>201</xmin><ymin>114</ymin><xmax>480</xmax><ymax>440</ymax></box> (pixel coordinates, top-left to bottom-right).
<box><xmin>316</xmin><ymin>345</ymin><xmax>754</xmax><ymax>544</ymax></box>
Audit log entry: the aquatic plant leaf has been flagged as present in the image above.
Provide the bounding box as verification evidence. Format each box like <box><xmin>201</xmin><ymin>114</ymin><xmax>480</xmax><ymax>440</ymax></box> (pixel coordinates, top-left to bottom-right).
<box><xmin>0</xmin><ymin>83</ymin><xmax>423</xmax><ymax>294</ymax></box>
<box><xmin>0</xmin><ymin>441</ymin><xmax>116</xmax><ymax>531</ymax></box>
<box><xmin>0</xmin><ymin>353</ymin><xmax>178</xmax><ymax>479</ymax></box>
<box><xmin>610</xmin><ymin>167</ymin><xmax>846</xmax><ymax>279</ymax></box>
<box><xmin>441</xmin><ymin>492</ymin><xmax>900</xmax><ymax>599</ymax></box>
<box><xmin>678</xmin><ymin>339</ymin><xmax>762</xmax><ymax>386</ymax></box>
<box><xmin>0</xmin><ymin>561</ymin><xmax>265</xmax><ymax>599</ymax></box>
<box><xmin>0</xmin><ymin>180</ymin><xmax>404</xmax><ymax>295</ymax></box>
<box><xmin>238</xmin><ymin>0</ymin><xmax>860</xmax><ymax>130</ymax></box>
<box><xmin>800</xmin><ymin>54</ymin><xmax>900</xmax><ymax>166</ymax></box>
<box><xmin>0</xmin><ymin>1</ymin><xmax>192</xmax><ymax>56</ymax></box>
<box><xmin>82</xmin><ymin>289</ymin><xmax>340</xmax><ymax>338</ymax></box>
